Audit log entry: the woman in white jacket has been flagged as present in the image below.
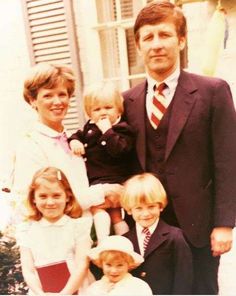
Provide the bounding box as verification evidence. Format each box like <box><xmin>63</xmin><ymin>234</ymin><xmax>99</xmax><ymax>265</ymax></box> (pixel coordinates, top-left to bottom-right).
<box><xmin>12</xmin><ymin>63</ymin><xmax>121</xmax><ymax>214</ymax></box>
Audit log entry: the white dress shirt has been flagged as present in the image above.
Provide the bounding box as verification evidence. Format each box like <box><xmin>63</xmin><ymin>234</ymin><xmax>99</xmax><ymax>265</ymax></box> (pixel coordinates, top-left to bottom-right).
<box><xmin>146</xmin><ymin>67</ymin><xmax>180</xmax><ymax>122</ymax></box>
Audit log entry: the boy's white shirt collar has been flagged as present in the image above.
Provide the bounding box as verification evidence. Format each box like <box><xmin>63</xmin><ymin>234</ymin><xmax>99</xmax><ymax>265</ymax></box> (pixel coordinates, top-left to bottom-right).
<box><xmin>136</xmin><ymin>218</ymin><xmax>159</xmax><ymax>236</ymax></box>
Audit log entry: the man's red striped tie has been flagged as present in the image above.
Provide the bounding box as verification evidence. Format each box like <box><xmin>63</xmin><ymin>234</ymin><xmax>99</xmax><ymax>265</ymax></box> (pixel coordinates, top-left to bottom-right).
<box><xmin>150</xmin><ymin>83</ymin><xmax>167</xmax><ymax>129</ymax></box>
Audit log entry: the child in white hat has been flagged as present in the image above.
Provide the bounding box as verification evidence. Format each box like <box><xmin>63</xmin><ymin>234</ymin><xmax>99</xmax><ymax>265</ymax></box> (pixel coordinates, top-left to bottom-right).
<box><xmin>85</xmin><ymin>235</ymin><xmax>153</xmax><ymax>295</ymax></box>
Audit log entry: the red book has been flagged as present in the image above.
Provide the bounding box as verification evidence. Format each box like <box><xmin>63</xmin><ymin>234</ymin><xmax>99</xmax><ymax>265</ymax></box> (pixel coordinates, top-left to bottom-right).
<box><xmin>36</xmin><ymin>261</ymin><xmax>71</xmax><ymax>293</ymax></box>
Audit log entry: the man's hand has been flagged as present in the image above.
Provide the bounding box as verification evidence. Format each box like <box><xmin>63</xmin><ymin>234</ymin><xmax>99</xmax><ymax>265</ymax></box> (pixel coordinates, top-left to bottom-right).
<box><xmin>210</xmin><ymin>227</ymin><xmax>233</xmax><ymax>257</ymax></box>
<box><xmin>69</xmin><ymin>139</ymin><xmax>85</xmax><ymax>156</ymax></box>
<box><xmin>96</xmin><ymin>117</ymin><xmax>112</xmax><ymax>134</ymax></box>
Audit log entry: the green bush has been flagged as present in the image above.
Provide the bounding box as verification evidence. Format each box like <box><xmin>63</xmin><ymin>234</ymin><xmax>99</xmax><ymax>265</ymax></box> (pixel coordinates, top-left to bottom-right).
<box><xmin>0</xmin><ymin>231</ymin><xmax>28</xmax><ymax>295</ymax></box>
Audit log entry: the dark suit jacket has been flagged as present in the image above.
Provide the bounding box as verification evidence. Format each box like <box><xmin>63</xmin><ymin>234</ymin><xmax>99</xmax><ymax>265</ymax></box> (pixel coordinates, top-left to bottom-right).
<box><xmin>124</xmin><ymin>219</ymin><xmax>193</xmax><ymax>295</ymax></box>
<box><xmin>123</xmin><ymin>70</ymin><xmax>236</xmax><ymax>247</ymax></box>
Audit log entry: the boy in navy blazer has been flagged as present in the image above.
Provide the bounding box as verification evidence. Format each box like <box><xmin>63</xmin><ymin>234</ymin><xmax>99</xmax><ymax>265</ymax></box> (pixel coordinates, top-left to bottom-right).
<box><xmin>121</xmin><ymin>173</ymin><xmax>193</xmax><ymax>295</ymax></box>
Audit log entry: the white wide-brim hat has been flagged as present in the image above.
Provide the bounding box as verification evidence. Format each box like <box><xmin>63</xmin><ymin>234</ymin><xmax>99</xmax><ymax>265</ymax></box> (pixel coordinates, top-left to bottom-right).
<box><xmin>89</xmin><ymin>235</ymin><xmax>144</xmax><ymax>265</ymax></box>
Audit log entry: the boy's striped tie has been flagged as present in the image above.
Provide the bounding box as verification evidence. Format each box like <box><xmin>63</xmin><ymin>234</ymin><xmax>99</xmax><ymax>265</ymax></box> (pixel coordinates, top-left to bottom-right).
<box><xmin>142</xmin><ymin>227</ymin><xmax>151</xmax><ymax>253</ymax></box>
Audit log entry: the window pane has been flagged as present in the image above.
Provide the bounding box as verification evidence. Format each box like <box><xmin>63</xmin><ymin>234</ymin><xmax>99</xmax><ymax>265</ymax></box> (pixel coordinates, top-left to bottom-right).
<box><xmin>99</xmin><ymin>29</ymin><xmax>120</xmax><ymax>78</ymax></box>
<box><xmin>96</xmin><ymin>0</ymin><xmax>116</xmax><ymax>22</ymax></box>
<box><xmin>96</xmin><ymin>0</ymin><xmax>145</xmax><ymax>22</ymax></box>
<box><xmin>126</xmin><ymin>28</ymin><xmax>144</xmax><ymax>76</ymax></box>
<box><xmin>95</xmin><ymin>0</ymin><xmax>147</xmax><ymax>88</ymax></box>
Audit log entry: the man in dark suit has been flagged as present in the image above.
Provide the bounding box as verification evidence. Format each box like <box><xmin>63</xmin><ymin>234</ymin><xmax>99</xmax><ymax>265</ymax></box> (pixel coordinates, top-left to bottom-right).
<box><xmin>123</xmin><ymin>1</ymin><xmax>236</xmax><ymax>294</ymax></box>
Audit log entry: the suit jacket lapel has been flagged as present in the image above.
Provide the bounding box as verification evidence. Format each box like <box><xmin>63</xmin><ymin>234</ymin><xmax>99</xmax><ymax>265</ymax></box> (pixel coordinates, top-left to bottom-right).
<box><xmin>144</xmin><ymin>219</ymin><xmax>170</xmax><ymax>258</ymax></box>
<box><xmin>126</xmin><ymin>81</ymin><xmax>147</xmax><ymax>169</ymax></box>
<box><xmin>165</xmin><ymin>71</ymin><xmax>198</xmax><ymax>161</ymax></box>
<box><xmin>126</xmin><ymin>227</ymin><xmax>141</xmax><ymax>254</ymax></box>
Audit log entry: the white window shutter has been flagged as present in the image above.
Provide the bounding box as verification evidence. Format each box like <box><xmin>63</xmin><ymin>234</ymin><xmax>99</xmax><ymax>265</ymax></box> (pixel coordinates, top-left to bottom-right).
<box><xmin>120</xmin><ymin>0</ymin><xmax>133</xmax><ymax>18</ymax></box>
<box><xmin>21</xmin><ymin>0</ymin><xmax>85</xmax><ymax>133</ymax></box>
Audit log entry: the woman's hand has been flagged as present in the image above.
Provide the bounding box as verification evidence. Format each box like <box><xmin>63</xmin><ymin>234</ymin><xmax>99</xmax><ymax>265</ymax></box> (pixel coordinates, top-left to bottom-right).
<box><xmin>91</xmin><ymin>184</ymin><xmax>123</xmax><ymax>210</ymax></box>
<box><xmin>103</xmin><ymin>183</ymin><xmax>124</xmax><ymax>208</ymax></box>
<box><xmin>90</xmin><ymin>199</ymin><xmax>112</xmax><ymax>211</ymax></box>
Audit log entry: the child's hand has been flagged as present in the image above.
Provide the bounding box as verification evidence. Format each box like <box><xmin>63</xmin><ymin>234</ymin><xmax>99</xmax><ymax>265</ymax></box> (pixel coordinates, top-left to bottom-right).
<box><xmin>69</xmin><ymin>139</ymin><xmax>85</xmax><ymax>156</ymax></box>
<box><xmin>96</xmin><ymin>117</ymin><xmax>112</xmax><ymax>133</ymax></box>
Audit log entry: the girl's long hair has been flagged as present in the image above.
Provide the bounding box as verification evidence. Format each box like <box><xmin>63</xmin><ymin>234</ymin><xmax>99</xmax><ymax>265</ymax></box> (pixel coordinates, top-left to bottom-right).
<box><xmin>26</xmin><ymin>167</ymin><xmax>82</xmax><ymax>220</ymax></box>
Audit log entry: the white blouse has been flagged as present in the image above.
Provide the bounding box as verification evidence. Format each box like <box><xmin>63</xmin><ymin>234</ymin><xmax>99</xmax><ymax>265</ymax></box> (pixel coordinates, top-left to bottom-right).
<box><xmin>12</xmin><ymin>122</ymin><xmax>105</xmax><ymax>211</ymax></box>
<box><xmin>16</xmin><ymin>215</ymin><xmax>92</xmax><ymax>268</ymax></box>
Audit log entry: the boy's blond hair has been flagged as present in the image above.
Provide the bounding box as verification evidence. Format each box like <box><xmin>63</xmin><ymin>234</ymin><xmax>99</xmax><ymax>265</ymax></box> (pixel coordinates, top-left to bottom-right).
<box><xmin>121</xmin><ymin>173</ymin><xmax>168</xmax><ymax>212</ymax></box>
<box><xmin>93</xmin><ymin>250</ymin><xmax>138</xmax><ymax>270</ymax></box>
<box><xmin>23</xmin><ymin>63</ymin><xmax>75</xmax><ymax>104</ymax></box>
<box><xmin>83</xmin><ymin>81</ymin><xmax>124</xmax><ymax>118</ymax></box>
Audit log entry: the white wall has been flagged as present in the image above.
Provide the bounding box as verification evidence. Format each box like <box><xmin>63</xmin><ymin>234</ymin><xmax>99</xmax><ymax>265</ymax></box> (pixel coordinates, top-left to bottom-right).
<box><xmin>73</xmin><ymin>0</ymin><xmax>103</xmax><ymax>86</ymax></box>
<box><xmin>0</xmin><ymin>0</ymin><xmax>33</xmax><ymax>185</ymax></box>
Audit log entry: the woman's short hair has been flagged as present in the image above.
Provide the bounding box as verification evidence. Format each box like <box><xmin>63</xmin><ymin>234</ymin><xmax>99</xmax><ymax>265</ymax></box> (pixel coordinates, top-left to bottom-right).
<box><xmin>121</xmin><ymin>173</ymin><xmax>168</xmax><ymax>212</ymax></box>
<box><xmin>83</xmin><ymin>81</ymin><xmax>124</xmax><ymax>118</ymax></box>
<box><xmin>23</xmin><ymin>63</ymin><xmax>75</xmax><ymax>104</ymax></box>
<box><xmin>26</xmin><ymin>167</ymin><xmax>82</xmax><ymax>220</ymax></box>
<box><xmin>134</xmin><ymin>0</ymin><xmax>187</xmax><ymax>43</ymax></box>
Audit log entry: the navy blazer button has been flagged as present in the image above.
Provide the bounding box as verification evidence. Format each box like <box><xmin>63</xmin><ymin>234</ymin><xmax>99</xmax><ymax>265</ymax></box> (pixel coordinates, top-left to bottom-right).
<box><xmin>101</xmin><ymin>141</ymin><xmax>106</xmax><ymax>146</ymax></box>
<box><xmin>84</xmin><ymin>143</ymin><xmax>88</xmax><ymax>147</ymax></box>
<box><xmin>140</xmin><ymin>272</ymin><xmax>146</xmax><ymax>277</ymax></box>
<box><xmin>88</xmin><ymin>130</ymin><xmax>92</xmax><ymax>134</ymax></box>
